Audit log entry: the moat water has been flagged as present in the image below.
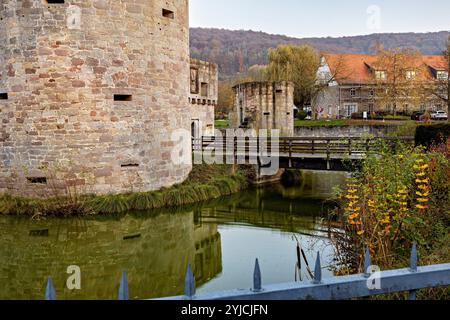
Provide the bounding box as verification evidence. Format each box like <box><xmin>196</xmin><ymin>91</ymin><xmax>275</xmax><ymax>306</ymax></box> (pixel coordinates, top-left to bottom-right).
<box><xmin>0</xmin><ymin>171</ymin><xmax>348</xmax><ymax>300</ymax></box>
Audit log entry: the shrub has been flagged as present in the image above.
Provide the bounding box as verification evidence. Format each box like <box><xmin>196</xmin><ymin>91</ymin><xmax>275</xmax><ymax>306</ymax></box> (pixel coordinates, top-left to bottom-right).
<box><xmin>332</xmin><ymin>140</ymin><xmax>450</xmax><ymax>274</ymax></box>
<box><xmin>297</xmin><ymin>110</ymin><xmax>308</xmax><ymax>120</ymax></box>
<box><xmin>415</xmin><ymin>124</ymin><xmax>450</xmax><ymax>149</ymax></box>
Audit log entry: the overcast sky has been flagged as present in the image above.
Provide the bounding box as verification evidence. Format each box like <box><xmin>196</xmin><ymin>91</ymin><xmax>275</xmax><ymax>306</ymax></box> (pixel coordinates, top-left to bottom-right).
<box><xmin>189</xmin><ymin>0</ymin><xmax>450</xmax><ymax>38</ymax></box>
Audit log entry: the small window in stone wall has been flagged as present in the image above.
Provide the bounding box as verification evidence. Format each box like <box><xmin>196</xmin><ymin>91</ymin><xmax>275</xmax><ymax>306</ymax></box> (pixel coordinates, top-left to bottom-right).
<box><xmin>190</xmin><ymin>68</ymin><xmax>199</xmax><ymax>94</ymax></box>
<box><xmin>0</xmin><ymin>93</ymin><xmax>8</xmax><ymax>100</ymax></box>
<box><xmin>201</xmin><ymin>83</ymin><xmax>208</xmax><ymax>97</ymax></box>
<box><xmin>114</xmin><ymin>94</ymin><xmax>132</xmax><ymax>102</ymax></box>
<box><xmin>46</xmin><ymin>0</ymin><xmax>65</xmax><ymax>3</ymax></box>
<box><xmin>121</xmin><ymin>163</ymin><xmax>139</xmax><ymax>168</ymax></box>
<box><xmin>27</xmin><ymin>177</ymin><xmax>47</xmax><ymax>184</ymax></box>
<box><xmin>162</xmin><ymin>9</ymin><xmax>174</xmax><ymax>19</ymax></box>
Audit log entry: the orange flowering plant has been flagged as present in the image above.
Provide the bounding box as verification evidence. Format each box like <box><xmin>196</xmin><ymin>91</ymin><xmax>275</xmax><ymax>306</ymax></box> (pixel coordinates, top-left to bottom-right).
<box><xmin>332</xmin><ymin>139</ymin><xmax>450</xmax><ymax>274</ymax></box>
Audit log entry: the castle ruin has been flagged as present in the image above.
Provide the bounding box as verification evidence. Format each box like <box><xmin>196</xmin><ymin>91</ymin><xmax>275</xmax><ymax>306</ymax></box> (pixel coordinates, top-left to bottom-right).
<box><xmin>189</xmin><ymin>58</ymin><xmax>218</xmax><ymax>138</ymax></box>
<box><xmin>0</xmin><ymin>0</ymin><xmax>192</xmax><ymax>196</ymax></box>
<box><xmin>230</xmin><ymin>81</ymin><xmax>295</xmax><ymax>136</ymax></box>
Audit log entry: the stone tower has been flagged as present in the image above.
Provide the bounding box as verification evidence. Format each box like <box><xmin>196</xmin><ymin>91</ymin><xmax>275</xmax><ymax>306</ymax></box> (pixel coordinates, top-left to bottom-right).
<box><xmin>0</xmin><ymin>0</ymin><xmax>192</xmax><ymax>196</ymax></box>
<box><xmin>231</xmin><ymin>81</ymin><xmax>295</xmax><ymax>136</ymax></box>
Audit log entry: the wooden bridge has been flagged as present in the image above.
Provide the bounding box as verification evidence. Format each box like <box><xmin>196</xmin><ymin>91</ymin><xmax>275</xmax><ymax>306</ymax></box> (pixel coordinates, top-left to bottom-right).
<box><xmin>192</xmin><ymin>136</ymin><xmax>415</xmax><ymax>171</ymax></box>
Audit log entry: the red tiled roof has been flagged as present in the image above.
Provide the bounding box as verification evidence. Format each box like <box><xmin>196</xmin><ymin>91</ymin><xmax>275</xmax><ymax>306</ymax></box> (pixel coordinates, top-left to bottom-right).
<box><xmin>323</xmin><ymin>53</ymin><xmax>447</xmax><ymax>84</ymax></box>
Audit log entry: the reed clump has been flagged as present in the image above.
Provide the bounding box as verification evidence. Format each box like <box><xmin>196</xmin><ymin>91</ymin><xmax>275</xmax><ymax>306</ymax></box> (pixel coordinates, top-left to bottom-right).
<box><xmin>0</xmin><ymin>165</ymin><xmax>249</xmax><ymax>217</ymax></box>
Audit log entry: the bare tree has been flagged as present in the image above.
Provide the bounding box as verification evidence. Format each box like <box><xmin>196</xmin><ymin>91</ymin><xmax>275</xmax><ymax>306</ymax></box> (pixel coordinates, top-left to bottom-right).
<box><xmin>429</xmin><ymin>38</ymin><xmax>450</xmax><ymax>121</ymax></box>
<box><xmin>374</xmin><ymin>48</ymin><xmax>423</xmax><ymax>116</ymax></box>
<box><xmin>310</xmin><ymin>54</ymin><xmax>352</xmax><ymax>119</ymax></box>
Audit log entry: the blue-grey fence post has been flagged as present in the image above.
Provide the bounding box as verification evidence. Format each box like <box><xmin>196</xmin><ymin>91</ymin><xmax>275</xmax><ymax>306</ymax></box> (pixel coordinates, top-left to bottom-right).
<box><xmin>185</xmin><ymin>264</ymin><xmax>196</xmax><ymax>299</ymax></box>
<box><xmin>364</xmin><ymin>247</ymin><xmax>372</xmax><ymax>278</ymax></box>
<box><xmin>253</xmin><ymin>258</ymin><xmax>262</xmax><ymax>292</ymax></box>
<box><xmin>118</xmin><ymin>271</ymin><xmax>129</xmax><ymax>300</ymax></box>
<box><xmin>409</xmin><ymin>242</ymin><xmax>418</xmax><ymax>300</ymax></box>
<box><xmin>45</xmin><ymin>276</ymin><xmax>56</xmax><ymax>301</ymax></box>
<box><xmin>313</xmin><ymin>252</ymin><xmax>322</xmax><ymax>284</ymax></box>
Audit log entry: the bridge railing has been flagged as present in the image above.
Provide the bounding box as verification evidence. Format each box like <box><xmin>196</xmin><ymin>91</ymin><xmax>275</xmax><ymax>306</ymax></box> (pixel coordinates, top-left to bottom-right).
<box><xmin>43</xmin><ymin>243</ymin><xmax>450</xmax><ymax>300</ymax></box>
<box><xmin>192</xmin><ymin>136</ymin><xmax>415</xmax><ymax>160</ymax></box>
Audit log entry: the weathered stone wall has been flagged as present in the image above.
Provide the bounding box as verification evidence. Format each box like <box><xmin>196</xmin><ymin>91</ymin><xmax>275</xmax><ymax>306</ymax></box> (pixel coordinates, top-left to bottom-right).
<box><xmin>230</xmin><ymin>81</ymin><xmax>295</xmax><ymax>137</ymax></box>
<box><xmin>0</xmin><ymin>0</ymin><xmax>192</xmax><ymax>196</ymax></box>
<box><xmin>189</xmin><ymin>58</ymin><xmax>217</xmax><ymax>137</ymax></box>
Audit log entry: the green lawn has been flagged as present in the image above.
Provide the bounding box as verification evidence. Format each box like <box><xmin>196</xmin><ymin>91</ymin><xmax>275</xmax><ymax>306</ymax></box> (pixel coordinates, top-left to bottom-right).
<box><xmin>215</xmin><ymin>119</ymin><xmax>230</xmax><ymax>129</ymax></box>
<box><xmin>294</xmin><ymin>119</ymin><xmax>418</xmax><ymax>127</ymax></box>
<box><xmin>294</xmin><ymin>119</ymin><xmax>347</xmax><ymax>127</ymax></box>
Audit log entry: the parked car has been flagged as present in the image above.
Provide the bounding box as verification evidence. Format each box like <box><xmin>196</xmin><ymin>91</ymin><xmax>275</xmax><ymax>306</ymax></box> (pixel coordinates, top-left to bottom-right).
<box><xmin>431</xmin><ymin>110</ymin><xmax>448</xmax><ymax>120</ymax></box>
<box><xmin>411</xmin><ymin>112</ymin><xmax>425</xmax><ymax>121</ymax></box>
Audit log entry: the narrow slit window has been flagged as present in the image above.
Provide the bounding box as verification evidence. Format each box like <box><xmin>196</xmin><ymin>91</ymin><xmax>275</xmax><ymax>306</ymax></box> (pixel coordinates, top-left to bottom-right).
<box><xmin>0</xmin><ymin>93</ymin><xmax>8</xmax><ymax>100</ymax></box>
<box><xmin>27</xmin><ymin>177</ymin><xmax>47</xmax><ymax>184</ymax></box>
<box><xmin>162</xmin><ymin>9</ymin><xmax>174</xmax><ymax>19</ymax></box>
<box><xmin>114</xmin><ymin>94</ymin><xmax>132</xmax><ymax>102</ymax></box>
<box><xmin>121</xmin><ymin>163</ymin><xmax>139</xmax><ymax>168</ymax></box>
<box><xmin>201</xmin><ymin>82</ymin><xmax>208</xmax><ymax>96</ymax></box>
<box><xmin>46</xmin><ymin>0</ymin><xmax>65</xmax><ymax>3</ymax></box>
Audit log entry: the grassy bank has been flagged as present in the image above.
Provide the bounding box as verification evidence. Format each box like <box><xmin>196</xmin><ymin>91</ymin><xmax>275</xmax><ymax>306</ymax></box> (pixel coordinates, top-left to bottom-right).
<box><xmin>215</xmin><ymin>119</ymin><xmax>230</xmax><ymax>129</ymax></box>
<box><xmin>294</xmin><ymin>119</ymin><xmax>418</xmax><ymax>127</ymax></box>
<box><xmin>0</xmin><ymin>165</ymin><xmax>249</xmax><ymax>217</ymax></box>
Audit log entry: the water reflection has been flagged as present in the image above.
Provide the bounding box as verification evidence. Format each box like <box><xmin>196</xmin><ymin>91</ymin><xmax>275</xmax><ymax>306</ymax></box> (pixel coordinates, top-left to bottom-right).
<box><xmin>0</xmin><ymin>171</ymin><xmax>347</xmax><ymax>300</ymax></box>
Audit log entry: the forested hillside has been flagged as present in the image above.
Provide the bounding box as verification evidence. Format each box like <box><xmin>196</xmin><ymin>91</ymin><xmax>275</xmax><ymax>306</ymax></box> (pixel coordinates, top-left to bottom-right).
<box><xmin>190</xmin><ymin>28</ymin><xmax>450</xmax><ymax>78</ymax></box>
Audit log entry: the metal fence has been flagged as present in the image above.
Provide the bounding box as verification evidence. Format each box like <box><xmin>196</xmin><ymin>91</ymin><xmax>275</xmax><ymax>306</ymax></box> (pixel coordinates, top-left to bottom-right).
<box><xmin>44</xmin><ymin>243</ymin><xmax>450</xmax><ymax>300</ymax></box>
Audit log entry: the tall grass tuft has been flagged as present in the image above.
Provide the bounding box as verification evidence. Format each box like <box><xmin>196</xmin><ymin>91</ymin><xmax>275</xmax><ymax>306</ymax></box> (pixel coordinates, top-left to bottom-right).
<box><xmin>0</xmin><ymin>165</ymin><xmax>250</xmax><ymax>216</ymax></box>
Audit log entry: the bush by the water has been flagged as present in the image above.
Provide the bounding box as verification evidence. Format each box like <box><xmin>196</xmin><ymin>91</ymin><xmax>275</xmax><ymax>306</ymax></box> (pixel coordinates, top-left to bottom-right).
<box><xmin>415</xmin><ymin>123</ymin><xmax>450</xmax><ymax>149</ymax></box>
<box><xmin>332</xmin><ymin>139</ymin><xmax>450</xmax><ymax>295</ymax></box>
<box><xmin>296</xmin><ymin>110</ymin><xmax>308</xmax><ymax>120</ymax></box>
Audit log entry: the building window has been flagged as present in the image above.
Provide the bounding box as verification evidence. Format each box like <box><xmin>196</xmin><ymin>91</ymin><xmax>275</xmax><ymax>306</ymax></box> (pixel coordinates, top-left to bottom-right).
<box><xmin>437</xmin><ymin>71</ymin><xmax>448</xmax><ymax>81</ymax></box>
<box><xmin>0</xmin><ymin>93</ymin><xmax>8</xmax><ymax>100</ymax></box>
<box><xmin>350</xmin><ymin>88</ymin><xmax>356</xmax><ymax>97</ymax></box>
<box><xmin>201</xmin><ymin>82</ymin><xmax>208</xmax><ymax>97</ymax></box>
<box><xmin>403</xmin><ymin>103</ymin><xmax>409</xmax><ymax>113</ymax></box>
<box><xmin>406</xmin><ymin>70</ymin><xmax>416</xmax><ymax>80</ymax></box>
<box><xmin>344</xmin><ymin>103</ymin><xmax>358</xmax><ymax>117</ymax></box>
<box><xmin>46</xmin><ymin>0</ymin><xmax>65</xmax><ymax>3</ymax></box>
<box><xmin>375</xmin><ymin>70</ymin><xmax>387</xmax><ymax>81</ymax></box>
<box><xmin>369</xmin><ymin>89</ymin><xmax>374</xmax><ymax>97</ymax></box>
<box><xmin>27</xmin><ymin>177</ymin><xmax>47</xmax><ymax>184</ymax></box>
<box><xmin>190</xmin><ymin>68</ymin><xmax>199</xmax><ymax>94</ymax></box>
<box><xmin>162</xmin><ymin>9</ymin><xmax>174</xmax><ymax>19</ymax></box>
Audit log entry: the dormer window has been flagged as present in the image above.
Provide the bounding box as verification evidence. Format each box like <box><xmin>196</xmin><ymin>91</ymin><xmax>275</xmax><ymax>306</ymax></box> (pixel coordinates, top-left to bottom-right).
<box><xmin>350</xmin><ymin>88</ymin><xmax>357</xmax><ymax>97</ymax></box>
<box><xmin>437</xmin><ymin>71</ymin><xmax>448</xmax><ymax>81</ymax></box>
<box><xmin>406</xmin><ymin>70</ymin><xmax>416</xmax><ymax>80</ymax></box>
<box><xmin>375</xmin><ymin>70</ymin><xmax>387</xmax><ymax>81</ymax></box>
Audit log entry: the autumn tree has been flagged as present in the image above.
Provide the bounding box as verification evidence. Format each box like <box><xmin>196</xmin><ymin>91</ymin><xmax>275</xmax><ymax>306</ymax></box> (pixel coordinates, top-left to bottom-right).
<box><xmin>246</xmin><ymin>65</ymin><xmax>268</xmax><ymax>82</ymax></box>
<box><xmin>374</xmin><ymin>48</ymin><xmax>423</xmax><ymax>115</ymax></box>
<box><xmin>217</xmin><ymin>80</ymin><xmax>234</xmax><ymax>117</ymax></box>
<box><xmin>266</xmin><ymin>45</ymin><xmax>320</xmax><ymax>108</ymax></box>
